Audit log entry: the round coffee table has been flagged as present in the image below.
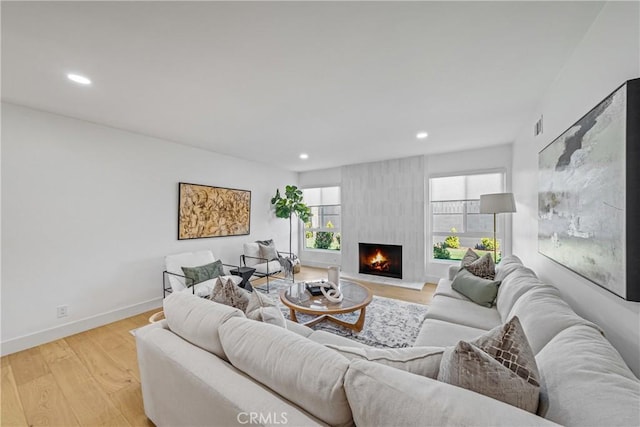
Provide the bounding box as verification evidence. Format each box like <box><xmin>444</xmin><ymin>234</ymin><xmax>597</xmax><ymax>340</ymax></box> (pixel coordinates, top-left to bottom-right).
<box><xmin>280</xmin><ymin>280</ymin><xmax>373</xmax><ymax>332</ymax></box>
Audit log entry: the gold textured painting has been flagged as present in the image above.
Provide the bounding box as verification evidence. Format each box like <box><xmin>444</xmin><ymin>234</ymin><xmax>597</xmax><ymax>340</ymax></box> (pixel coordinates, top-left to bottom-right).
<box><xmin>178</xmin><ymin>183</ymin><xmax>251</xmax><ymax>239</ymax></box>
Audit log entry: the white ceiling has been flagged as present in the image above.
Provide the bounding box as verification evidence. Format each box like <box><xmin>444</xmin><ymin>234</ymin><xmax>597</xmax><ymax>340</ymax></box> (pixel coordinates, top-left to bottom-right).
<box><xmin>2</xmin><ymin>1</ymin><xmax>604</xmax><ymax>172</ymax></box>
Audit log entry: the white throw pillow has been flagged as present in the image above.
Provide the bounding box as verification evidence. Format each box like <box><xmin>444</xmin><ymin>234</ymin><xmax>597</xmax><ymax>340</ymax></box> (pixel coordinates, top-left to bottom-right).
<box><xmin>245</xmin><ymin>291</ymin><xmax>287</xmax><ymax>328</ymax></box>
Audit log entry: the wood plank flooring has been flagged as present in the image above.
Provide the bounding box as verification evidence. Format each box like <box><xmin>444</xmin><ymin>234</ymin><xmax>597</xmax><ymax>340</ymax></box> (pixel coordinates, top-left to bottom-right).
<box><xmin>1</xmin><ymin>266</ymin><xmax>435</xmax><ymax>426</ymax></box>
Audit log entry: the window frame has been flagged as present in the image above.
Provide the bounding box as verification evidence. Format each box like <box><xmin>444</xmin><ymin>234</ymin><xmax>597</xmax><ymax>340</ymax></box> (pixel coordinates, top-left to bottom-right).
<box><xmin>302</xmin><ymin>187</ymin><xmax>342</xmax><ymax>253</ymax></box>
<box><xmin>428</xmin><ymin>168</ymin><xmax>507</xmax><ymax>263</ymax></box>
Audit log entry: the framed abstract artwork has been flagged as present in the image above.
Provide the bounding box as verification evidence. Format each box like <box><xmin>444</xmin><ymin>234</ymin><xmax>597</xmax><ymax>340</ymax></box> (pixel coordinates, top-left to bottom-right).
<box><xmin>538</xmin><ymin>78</ymin><xmax>640</xmax><ymax>301</ymax></box>
<box><xmin>178</xmin><ymin>182</ymin><xmax>251</xmax><ymax>240</ymax></box>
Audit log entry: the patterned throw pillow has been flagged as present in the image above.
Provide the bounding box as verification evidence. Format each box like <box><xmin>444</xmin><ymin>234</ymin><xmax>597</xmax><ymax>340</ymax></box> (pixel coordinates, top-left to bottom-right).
<box><xmin>245</xmin><ymin>291</ymin><xmax>287</xmax><ymax>328</ymax></box>
<box><xmin>437</xmin><ymin>316</ymin><xmax>541</xmax><ymax>413</ymax></box>
<box><xmin>461</xmin><ymin>248</ymin><xmax>480</xmax><ymax>266</ymax></box>
<box><xmin>210</xmin><ymin>276</ymin><xmax>250</xmax><ymax>312</ymax></box>
<box><xmin>181</xmin><ymin>260</ymin><xmax>224</xmax><ymax>286</ymax></box>
<box><xmin>465</xmin><ymin>253</ymin><xmax>496</xmax><ymax>280</ymax></box>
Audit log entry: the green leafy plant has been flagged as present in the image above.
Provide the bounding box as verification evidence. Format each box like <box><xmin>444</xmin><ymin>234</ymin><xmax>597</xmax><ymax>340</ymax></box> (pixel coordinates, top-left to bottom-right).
<box><xmin>271</xmin><ymin>185</ymin><xmax>311</xmax><ymax>256</ymax></box>
<box><xmin>433</xmin><ymin>242</ymin><xmax>451</xmax><ymax>259</ymax></box>
<box><xmin>444</xmin><ymin>227</ymin><xmax>460</xmax><ymax>249</ymax></box>
<box><xmin>314</xmin><ymin>231</ymin><xmax>333</xmax><ymax>249</ymax></box>
<box><xmin>476</xmin><ymin>237</ymin><xmax>500</xmax><ymax>251</ymax></box>
<box><xmin>314</xmin><ymin>220</ymin><xmax>335</xmax><ymax>250</ymax></box>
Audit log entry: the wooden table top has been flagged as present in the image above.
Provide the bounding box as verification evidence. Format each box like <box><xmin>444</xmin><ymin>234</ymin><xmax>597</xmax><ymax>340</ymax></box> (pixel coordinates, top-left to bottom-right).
<box><xmin>280</xmin><ymin>280</ymin><xmax>373</xmax><ymax>316</ymax></box>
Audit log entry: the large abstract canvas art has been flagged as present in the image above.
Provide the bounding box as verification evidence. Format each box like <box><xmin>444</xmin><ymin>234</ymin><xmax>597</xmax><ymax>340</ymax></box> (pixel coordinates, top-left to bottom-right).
<box><xmin>178</xmin><ymin>182</ymin><xmax>251</xmax><ymax>239</ymax></box>
<box><xmin>538</xmin><ymin>78</ymin><xmax>640</xmax><ymax>301</ymax></box>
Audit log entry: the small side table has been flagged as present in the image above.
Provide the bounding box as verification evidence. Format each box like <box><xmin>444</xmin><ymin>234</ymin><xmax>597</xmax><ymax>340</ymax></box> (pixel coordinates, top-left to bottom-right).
<box><xmin>230</xmin><ymin>266</ymin><xmax>256</xmax><ymax>291</ymax></box>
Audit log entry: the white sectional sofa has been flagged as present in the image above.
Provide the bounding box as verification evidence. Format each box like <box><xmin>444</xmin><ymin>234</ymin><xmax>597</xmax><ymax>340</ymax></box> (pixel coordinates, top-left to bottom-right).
<box><xmin>136</xmin><ymin>255</ymin><xmax>640</xmax><ymax>427</ymax></box>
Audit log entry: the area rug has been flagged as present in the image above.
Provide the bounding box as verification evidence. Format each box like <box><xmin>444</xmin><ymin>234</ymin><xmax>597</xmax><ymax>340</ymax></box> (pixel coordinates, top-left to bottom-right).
<box><xmin>263</xmin><ymin>278</ymin><xmax>428</xmax><ymax>348</ymax></box>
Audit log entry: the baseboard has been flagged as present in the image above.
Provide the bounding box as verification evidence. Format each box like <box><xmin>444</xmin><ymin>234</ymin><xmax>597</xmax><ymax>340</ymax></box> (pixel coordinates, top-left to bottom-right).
<box><xmin>1</xmin><ymin>297</ymin><xmax>163</xmax><ymax>356</ymax></box>
<box><xmin>299</xmin><ymin>259</ymin><xmax>336</xmax><ymax>269</ymax></box>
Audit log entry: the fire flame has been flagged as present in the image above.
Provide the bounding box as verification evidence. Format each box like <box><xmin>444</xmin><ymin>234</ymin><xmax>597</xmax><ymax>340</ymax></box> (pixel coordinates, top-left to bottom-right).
<box><xmin>370</xmin><ymin>250</ymin><xmax>387</xmax><ymax>265</ymax></box>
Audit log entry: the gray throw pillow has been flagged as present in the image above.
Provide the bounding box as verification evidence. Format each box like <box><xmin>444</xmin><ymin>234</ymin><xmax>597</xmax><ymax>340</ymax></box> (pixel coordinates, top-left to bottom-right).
<box><xmin>465</xmin><ymin>253</ymin><xmax>496</xmax><ymax>280</ymax></box>
<box><xmin>438</xmin><ymin>316</ymin><xmax>541</xmax><ymax>413</ymax></box>
<box><xmin>451</xmin><ymin>268</ymin><xmax>500</xmax><ymax>307</ymax></box>
<box><xmin>210</xmin><ymin>276</ymin><xmax>250</xmax><ymax>312</ymax></box>
<box><xmin>245</xmin><ymin>291</ymin><xmax>287</xmax><ymax>328</ymax></box>
<box><xmin>461</xmin><ymin>248</ymin><xmax>480</xmax><ymax>266</ymax></box>
<box><xmin>181</xmin><ymin>260</ymin><xmax>224</xmax><ymax>286</ymax></box>
<box><xmin>256</xmin><ymin>239</ymin><xmax>278</xmax><ymax>260</ymax></box>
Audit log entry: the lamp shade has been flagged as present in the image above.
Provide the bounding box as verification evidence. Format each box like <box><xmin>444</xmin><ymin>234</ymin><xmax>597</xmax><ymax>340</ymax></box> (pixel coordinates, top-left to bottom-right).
<box><xmin>479</xmin><ymin>193</ymin><xmax>516</xmax><ymax>214</ymax></box>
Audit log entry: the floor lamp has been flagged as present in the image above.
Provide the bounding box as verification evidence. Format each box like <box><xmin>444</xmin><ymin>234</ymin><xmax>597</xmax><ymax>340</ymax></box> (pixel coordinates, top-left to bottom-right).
<box><xmin>479</xmin><ymin>193</ymin><xmax>516</xmax><ymax>262</ymax></box>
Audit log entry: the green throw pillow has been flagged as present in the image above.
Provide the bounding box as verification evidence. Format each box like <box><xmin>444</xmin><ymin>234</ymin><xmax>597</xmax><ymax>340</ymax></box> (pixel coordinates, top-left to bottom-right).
<box><xmin>451</xmin><ymin>268</ymin><xmax>500</xmax><ymax>307</ymax></box>
<box><xmin>181</xmin><ymin>260</ymin><xmax>224</xmax><ymax>287</ymax></box>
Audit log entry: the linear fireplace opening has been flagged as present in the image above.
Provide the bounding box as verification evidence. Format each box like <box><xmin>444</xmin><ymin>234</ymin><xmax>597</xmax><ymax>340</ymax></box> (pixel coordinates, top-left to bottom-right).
<box><xmin>359</xmin><ymin>243</ymin><xmax>403</xmax><ymax>279</ymax></box>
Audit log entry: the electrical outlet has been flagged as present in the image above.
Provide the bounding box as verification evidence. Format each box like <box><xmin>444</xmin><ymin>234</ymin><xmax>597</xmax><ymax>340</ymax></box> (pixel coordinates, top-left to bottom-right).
<box><xmin>57</xmin><ymin>305</ymin><xmax>68</xmax><ymax>318</ymax></box>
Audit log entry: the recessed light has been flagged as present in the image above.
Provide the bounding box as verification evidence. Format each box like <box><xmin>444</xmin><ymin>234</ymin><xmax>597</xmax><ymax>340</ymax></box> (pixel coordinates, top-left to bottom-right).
<box><xmin>299</xmin><ymin>153</ymin><xmax>309</xmax><ymax>160</ymax></box>
<box><xmin>416</xmin><ymin>131</ymin><xmax>429</xmax><ymax>140</ymax></box>
<box><xmin>67</xmin><ymin>73</ymin><xmax>92</xmax><ymax>85</ymax></box>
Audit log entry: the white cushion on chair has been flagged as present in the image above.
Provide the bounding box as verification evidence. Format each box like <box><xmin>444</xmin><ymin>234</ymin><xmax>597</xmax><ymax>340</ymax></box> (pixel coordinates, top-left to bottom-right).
<box><xmin>243</xmin><ymin>243</ymin><xmax>261</xmax><ymax>267</ymax></box>
<box><xmin>254</xmin><ymin>260</ymin><xmax>282</xmax><ymax>275</ymax></box>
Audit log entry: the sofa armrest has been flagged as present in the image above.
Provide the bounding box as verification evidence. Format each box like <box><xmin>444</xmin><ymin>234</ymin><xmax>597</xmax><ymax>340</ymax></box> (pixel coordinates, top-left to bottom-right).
<box><xmin>345</xmin><ymin>360</ymin><xmax>559</xmax><ymax>427</ymax></box>
<box><xmin>136</xmin><ymin>324</ymin><xmax>325</xmax><ymax>427</ymax></box>
<box><xmin>448</xmin><ymin>263</ymin><xmax>461</xmax><ymax>280</ymax></box>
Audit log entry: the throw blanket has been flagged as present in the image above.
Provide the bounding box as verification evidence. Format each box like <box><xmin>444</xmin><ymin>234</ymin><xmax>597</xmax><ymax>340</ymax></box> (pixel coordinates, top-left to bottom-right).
<box><xmin>278</xmin><ymin>254</ymin><xmax>297</xmax><ymax>277</ymax></box>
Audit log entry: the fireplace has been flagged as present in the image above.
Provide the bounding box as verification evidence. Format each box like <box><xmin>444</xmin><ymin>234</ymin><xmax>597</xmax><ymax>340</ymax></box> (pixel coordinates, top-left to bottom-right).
<box><xmin>358</xmin><ymin>243</ymin><xmax>403</xmax><ymax>279</ymax></box>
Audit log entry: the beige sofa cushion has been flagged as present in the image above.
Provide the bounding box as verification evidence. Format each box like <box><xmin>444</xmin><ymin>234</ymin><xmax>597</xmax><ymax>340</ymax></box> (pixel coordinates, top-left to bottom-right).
<box><xmin>494</xmin><ymin>254</ymin><xmax>524</xmax><ymax>281</ymax></box>
<box><xmin>413</xmin><ymin>318</ymin><xmax>488</xmax><ymax>347</ymax></box>
<box><xmin>496</xmin><ymin>267</ymin><xmax>542</xmax><ymax>319</ymax></box>
<box><xmin>308</xmin><ymin>330</ymin><xmax>370</xmax><ymax>348</ymax></box>
<box><xmin>163</xmin><ymin>291</ymin><xmax>245</xmax><ymax>361</ymax></box>
<box><xmin>507</xmin><ymin>286</ymin><xmax>601</xmax><ymax>354</ymax></box>
<box><xmin>219</xmin><ymin>317</ymin><xmax>353</xmax><ymax>427</ymax></box>
<box><xmin>427</xmin><ymin>294</ymin><xmax>502</xmax><ymax>330</ymax></box>
<box><xmin>326</xmin><ymin>345</ymin><xmax>444</xmax><ymax>378</ymax></box>
<box><xmin>344</xmin><ymin>360</ymin><xmax>559</xmax><ymax>427</ymax></box>
<box><xmin>535</xmin><ymin>325</ymin><xmax>640</xmax><ymax>427</ymax></box>
<box><xmin>285</xmin><ymin>320</ymin><xmax>314</xmax><ymax>338</ymax></box>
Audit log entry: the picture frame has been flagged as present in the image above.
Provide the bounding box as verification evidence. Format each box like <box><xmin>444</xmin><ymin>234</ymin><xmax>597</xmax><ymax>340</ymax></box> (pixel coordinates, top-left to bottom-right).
<box><xmin>538</xmin><ymin>78</ymin><xmax>640</xmax><ymax>301</ymax></box>
<box><xmin>178</xmin><ymin>182</ymin><xmax>251</xmax><ymax>240</ymax></box>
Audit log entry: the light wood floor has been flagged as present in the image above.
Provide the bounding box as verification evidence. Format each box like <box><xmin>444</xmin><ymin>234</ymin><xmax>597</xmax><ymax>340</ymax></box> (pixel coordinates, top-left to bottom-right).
<box><xmin>1</xmin><ymin>267</ymin><xmax>435</xmax><ymax>426</ymax></box>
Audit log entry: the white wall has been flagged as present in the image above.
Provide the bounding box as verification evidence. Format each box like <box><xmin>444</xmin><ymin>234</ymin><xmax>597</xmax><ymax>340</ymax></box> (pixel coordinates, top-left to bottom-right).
<box><xmin>512</xmin><ymin>1</ymin><xmax>640</xmax><ymax>375</ymax></box>
<box><xmin>425</xmin><ymin>144</ymin><xmax>513</xmax><ymax>282</ymax></box>
<box><xmin>1</xmin><ymin>103</ymin><xmax>297</xmax><ymax>354</ymax></box>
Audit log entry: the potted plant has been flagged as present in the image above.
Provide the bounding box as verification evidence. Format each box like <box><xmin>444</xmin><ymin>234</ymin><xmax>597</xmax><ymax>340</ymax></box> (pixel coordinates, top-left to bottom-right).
<box><xmin>270</xmin><ymin>185</ymin><xmax>311</xmax><ymax>257</ymax></box>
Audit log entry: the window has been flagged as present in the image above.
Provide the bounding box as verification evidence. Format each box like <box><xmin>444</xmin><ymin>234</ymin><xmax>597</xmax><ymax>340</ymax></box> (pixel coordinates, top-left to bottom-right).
<box><xmin>430</xmin><ymin>172</ymin><xmax>505</xmax><ymax>262</ymax></box>
<box><xmin>302</xmin><ymin>187</ymin><xmax>341</xmax><ymax>251</ymax></box>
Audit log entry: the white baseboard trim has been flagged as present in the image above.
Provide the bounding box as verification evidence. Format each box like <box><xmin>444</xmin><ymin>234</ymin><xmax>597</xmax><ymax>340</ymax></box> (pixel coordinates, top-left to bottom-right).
<box><xmin>1</xmin><ymin>297</ymin><xmax>163</xmax><ymax>356</ymax></box>
<box><xmin>299</xmin><ymin>260</ymin><xmax>336</xmax><ymax>269</ymax></box>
